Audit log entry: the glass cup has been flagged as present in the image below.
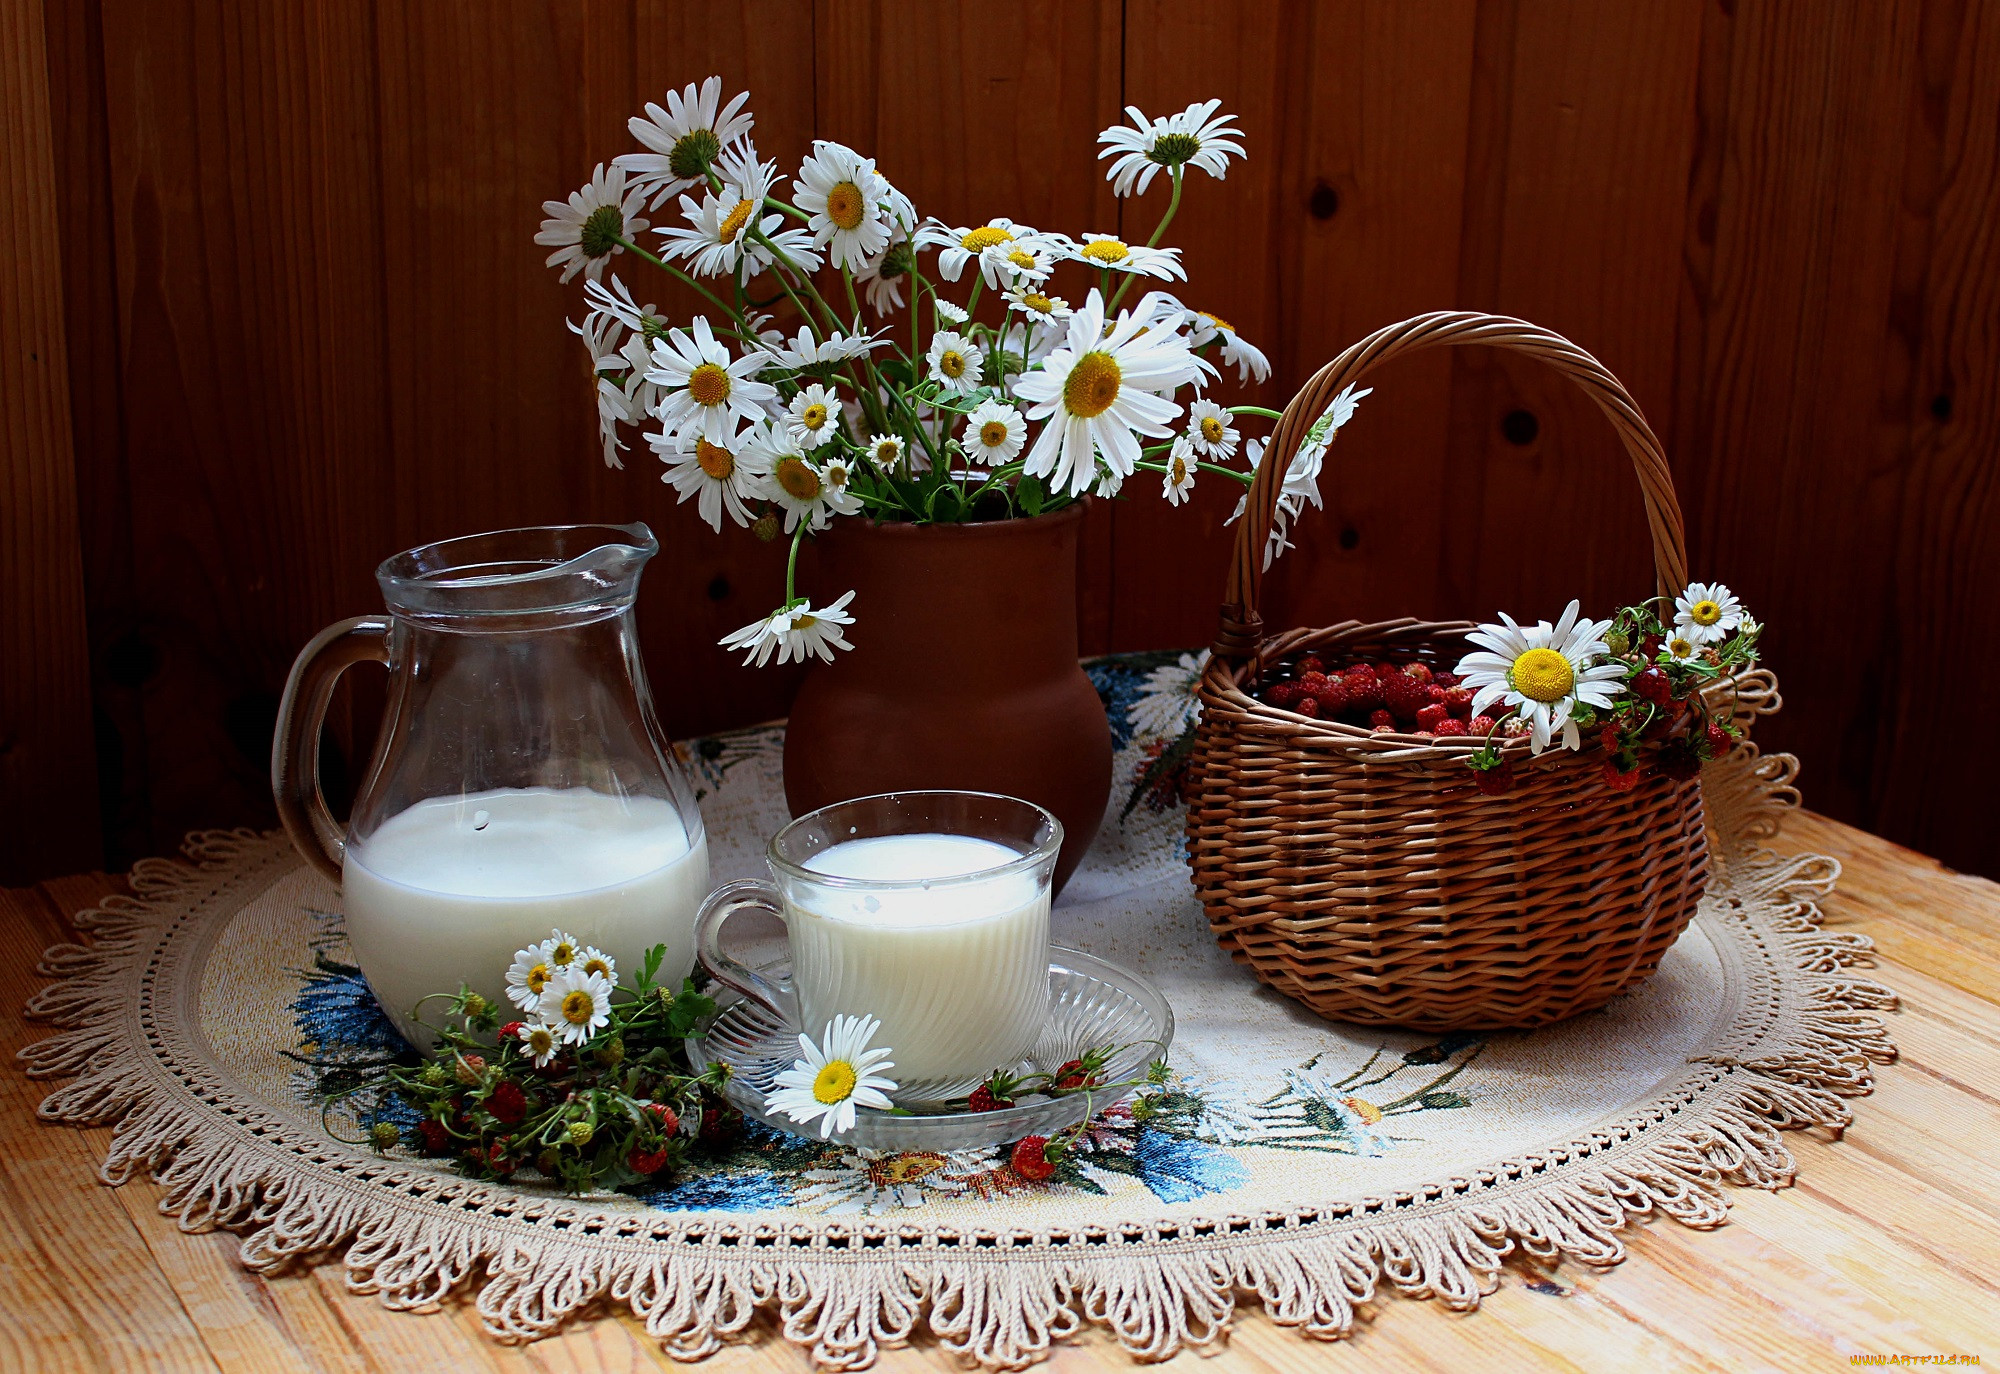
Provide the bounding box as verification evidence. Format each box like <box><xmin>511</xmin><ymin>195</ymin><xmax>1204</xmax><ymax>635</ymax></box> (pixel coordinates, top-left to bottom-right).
<box><xmin>695</xmin><ymin>792</ymin><xmax>1061</xmax><ymax>1087</ymax></box>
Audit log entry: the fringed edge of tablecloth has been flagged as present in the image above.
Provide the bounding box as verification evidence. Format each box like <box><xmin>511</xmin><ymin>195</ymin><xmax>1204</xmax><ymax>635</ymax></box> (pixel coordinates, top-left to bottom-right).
<box><xmin>16</xmin><ymin>752</ymin><xmax>1900</xmax><ymax>1371</ymax></box>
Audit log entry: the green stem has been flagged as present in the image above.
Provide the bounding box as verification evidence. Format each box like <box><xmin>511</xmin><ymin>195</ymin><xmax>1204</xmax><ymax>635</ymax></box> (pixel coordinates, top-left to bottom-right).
<box><xmin>784</xmin><ymin>525</ymin><xmax>806</xmax><ymax>605</ymax></box>
<box><xmin>1229</xmin><ymin>404</ymin><xmax>1285</xmax><ymax>420</ymax></box>
<box><xmin>612</xmin><ymin>236</ymin><xmax>735</xmax><ymax>319</ymax></box>
<box><xmin>1108</xmin><ymin>165</ymin><xmax>1184</xmax><ymax>314</ymax></box>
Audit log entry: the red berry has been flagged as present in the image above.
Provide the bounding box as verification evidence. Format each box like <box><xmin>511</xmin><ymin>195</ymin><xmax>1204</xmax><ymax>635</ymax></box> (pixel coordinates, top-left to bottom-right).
<box><xmin>1633</xmin><ymin>667</ymin><xmax>1670</xmax><ymax>705</ymax></box>
<box><xmin>1434</xmin><ymin>718</ymin><xmax>1468</xmax><ymax>737</ymax></box>
<box><xmin>1601</xmin><ymin>760</ymin><xmax>1641</xmax><ymax>791</ymax></box>
<box><xmin>1011</xmin><ymin>1136</ymin><xmax>1057</xmax><ymax>1182</ymax></box>
<box><xmin>1467</xmin><ymin>715</ymin><xmax>1497</xmax><ymax>736</ymax></box>
<box><xmin>1597</xmin><ymin>724</ymin><xmax>1620</xmax><ymax>753</ymax></box>
<box><xmin>1404</xmin><ymin>663</ymin><xmax>1434</xmax><ymax>684</ymax></box>
<box><xmin>699</xmin><ymin>1104</ymin><xmax>743</xmax><ymax>1146</ymax></box>
<box><xmin>628</xmin><ymin>1146</ymin><xmax>670</xmax><ymax>1175</ymax></box>
<box><xmin>1320</xmin><ymin>680</ymin><xmax>1352</xmax><ymax>713</ymax></box>
<box><xmin>416</xmin><ymin>1119</ymin><xmax>451</xmax><ymax>1156</ymax></box>
<box><xmin>1300</xmin><ymin>671</ymin><xmax>1332</xmax><ymax>694</ymax></box>
<box><xmin>1380</xmin><ymin>672</ymin><xmax>1431</xmax><ymax>721</ymax></box>
<box><xmin>1656</xmin><ymin>739</ymin><xmax>1703</xmax><ymax>781</ymax></box>
<box><xmin>1297</xmin><ymin>655</ymin><xmax>1324</xmax><ymax>676</ymax></box>
<box><xmin>968</xmin><ymin>1085</ymin><xmax>1014</xmax><ymax>1112</ymax></box>
<box><xmin>1373</xmin><ymin>662</ymin><xmax>1400</xmax><ymax>680</ymax></box>
<box><xmin>1369</xmin><ymin>709</ymin><xmax>1396</xmax><ymax>730</ymax></box>
<box><xmin>1372</xmin><ymin>724</ymin><xmax>1396</xmax><ymax>735</ymax></box>
<box><xmin>1473</xmin><ymin>761</ymin><xmax>1515</xmax><ymax>796</ymax></box>
<box><xmin>1442</xmin><ymin>687</ymin><xmax>1474</xmax><ymax>717</ymax></box>
<box><xmin>1434</xmin><ymin>671</ymin><xmax>1461</xmax><ymax>689</ymax></box>
<box><xmin>488</xmin><ymin>1079</ymin><xmax>527</xmax><ymax>1127</ymax></box>
<box><xmin>1346</xmin><ymin>678</ymin><xmax>1383</xmax><ymax>712</ymax></box>
<box><xmin>1266</xmin><ymin>681</ymin><xmax>1301</xmax><ymax>708</ymax></box>
<box><xmin>1295</xmin><ymin>696</ymin><xmax>1321</xmax><ymax>719</ymax></box>
<box><xmin>646</xmin><ymin>1102</ymin><xmax>680</xmax><ymax>1137</ymax></box>
<box><xmin>486</xmin><ymin>1141</ymin><xmax>517</xmax><ymax>1178</ymax></box>
<box><xmin>497</xmin><ymin>1020</ymin><xmax>524</xmax><ymax>1041</ymax></box>
<box><xmin>1416</xmin><ymin>703</ymin><xmax>1449</xmax><ymax>732</ymax></box>
<box><xmin>1705</xmin><ymin>724</ymin><xmax>1732</xmax><ymax>757</ymax></box>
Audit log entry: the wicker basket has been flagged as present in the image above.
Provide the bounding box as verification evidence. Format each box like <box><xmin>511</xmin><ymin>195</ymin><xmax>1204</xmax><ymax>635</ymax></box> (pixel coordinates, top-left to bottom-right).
<box><xmin>1186</xmin><ymin>312</ymin><xmax>1762</xmax><ymax>1032</ymax></box>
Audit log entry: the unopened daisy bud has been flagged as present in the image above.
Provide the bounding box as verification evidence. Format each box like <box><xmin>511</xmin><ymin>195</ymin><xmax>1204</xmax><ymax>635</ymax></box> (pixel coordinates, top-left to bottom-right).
<box><xmin>455</xmin><ymin>1054</ymin><xmax>487</xmax><ymax>1085</ymax></box>
<box><xmin>751</xmin><ymin>511</ymin><xmax>781</xmax><ymax>542</ymax></box>
<box><xmin>369</xmin><ymin>1122</ymin><xmax>401</xmax><ymax>1151</ymax></box>
<box><xmin>566</xmin><ymin>1120</ymin><xmax>595</xmax><ymax>1147</ymax></box>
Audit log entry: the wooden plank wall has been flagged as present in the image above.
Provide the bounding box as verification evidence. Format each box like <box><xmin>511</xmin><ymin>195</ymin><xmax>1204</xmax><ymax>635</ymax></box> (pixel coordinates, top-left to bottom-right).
<box><xmin>14</xmin><ymin>0</ymin><xmax>1999</xmax><ymax>882</ymax></box>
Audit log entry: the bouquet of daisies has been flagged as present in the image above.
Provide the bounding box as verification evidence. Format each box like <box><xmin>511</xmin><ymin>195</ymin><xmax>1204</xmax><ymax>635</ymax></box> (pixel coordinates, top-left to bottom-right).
<box><xmin>537</xmin><ymin>80</ymin><xmax>1366</xmax><ymax>667</ymax></box>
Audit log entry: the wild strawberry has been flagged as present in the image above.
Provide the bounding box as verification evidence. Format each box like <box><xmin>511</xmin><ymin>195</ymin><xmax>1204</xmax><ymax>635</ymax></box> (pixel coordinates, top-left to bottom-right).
<box><xmin>1298</xmin><ymin>654</ymin><xmax>1325</xmax><ymax>676</ymax></box>
<box><xmin>1380</xmin><ymin>672</ymin><xmax>1431</xmax><ymax>721</ymax></box>
<box><xmin>1656</xmin><ymin>738</ymin><xmax>1703</xmax><ymax>781</ymax></box>
<box><xmin>1705</xmin><ymin>723</ymin><xmax>1733</xmax><ymax>758</ymax></box>
<box><xmin>1601</xmin><ymin>760</ymin><xmax>1641</xmax><ymax>791</ymax></box>
<box><xmin>1345</xmin><ymin>676</ymin><xmax>1384</xmax><ymax>713</ymax></box>
<box><xmin>1300</xmin><ymin>671</ymin><xmax>1332</xmax><ymax>695</ymax></box>
<box><xmin>1266</xmin><ymin>680</ymin><xmax>1301</xmax><ymax>708</ymax></box>
<box><xmin>1442</xmin><ymin>687</ymin><xmax>1475</xmax><ymax>717</ymax></box>
<box><xmin>1473</xmin><ymin>760</ymin><xmax>1515</xmax><ymax>796</ymax></box>
<box><xmin>1632</xmin><ymin>667</ymin><xmax>1670</xmax><ymax>706</ymax></box>
<box><xmin>497</xmin><ymin>1021</ymin><xmax>524</xmax><ymax>1041</ymax></box>
<box><xmin>1598</xmin><ymin>724</ymin><xmax>1620</xmax><ymax>753</ymax></box>
<box><xmin>968</xmin><ymin>1084</ymin><xmax>1014</xmax><ymax>1112</ymax></box>
<box><xmin>1011</xmin><ymin>1136</ymin><xmax>1057</xmax><ymax>1182</ymax></box>
<box><xmin>1404</xmin><ymin>663</ymin><xmax>1434</xmax><ymax>684</ymax></box>
<box><xmin>1372</xmin><ymin>724</ymin><xmax>1396</xmax><ymax>734</ymax></box>
<box><xmin>1374</xmin><ymin>662</ymin><xmax>1401</xmax><ymax>680</ymax></box>
<box><xmin>1416</xmin><ymin>703</ymin><xmax>1449</xmax><ymax>732</ymax></box>
<box><xmin>1434</xmin><ymin>718</ymin><xmax>1468</xmax><ymax>737</ymax></box>
<box><xmin>1295</xmin><ymin>696</ymin><xmax>1321</xmax><ymax>719</ymax></box>
<box><xmin>1319</xmin><ymin>680</ymin><xmax>1352</xmax><ymax>714</ymax></box>
<box><xmin>1467</xmin><ymin>715</ymin><xmax>1497</xmax><ymax>736</ymax></box>
<box><xmin>1346</xmin><ymin>661</ymin><xmax>1378</xmax><ymax>679</ymax></box>
<box><xmin>488</xmin><ymin>1079</ymin><xmax>527</xmax><ymax>1128</ymax></box>
<box><xmin>699</xmin><ymin>1104</ymin><xmax>743</xmax><ymax>1146</ymax></box>
<box><xmin>628</xmin><ymin>1145</ymin><xmax>670</xmax><ymax>1175</ymax></box>
<box><xmin>1369</xmin><ymin>709</ymin><xmax>1396</xmax><ymax>730</ymax></box>
<box><xmin>1053</xmin><ymin>1058</ymin><xmax>1103</xmax><ymax>1091</ymax></box>
<box><xmin>646</xmin><ymin>1102</ymin><xmax>679</xmax><ymax>1137</ymax></box>
<box><xmin>1434</xmin><ymin>671</ymin><xmax>1461</xmax><ymax>689</ymax></box>
<box><xmin>455</xmin><ymin>1054</ymin><xmax>487</xmax><ymax>1086</ymax></box>
<box><xmin>486</xmin><ymin>1141</ymin><xmax>517</xmax><ymax>1178</ymax></box>
<box><xmin>416</xmin><ymin>1118</ymin><xmax>451</xmax><ymax>1156</ymax></box>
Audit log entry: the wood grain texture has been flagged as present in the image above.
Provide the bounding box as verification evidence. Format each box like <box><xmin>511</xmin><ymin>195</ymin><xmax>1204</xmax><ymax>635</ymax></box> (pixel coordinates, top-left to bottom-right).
<box><xmin>0</xmin><ymin>0</ymin><xmax>99</xmax><ymax>882</ymax></box>
<box><xmin>5</xmin><ymin>809</ymin><xmax>1998</xmax><ymax>1369</ymax></box>
<box><xmin>25</xmin><ymin>0</ymin><xmax>2000</xmax><ymax>880</ymax></box>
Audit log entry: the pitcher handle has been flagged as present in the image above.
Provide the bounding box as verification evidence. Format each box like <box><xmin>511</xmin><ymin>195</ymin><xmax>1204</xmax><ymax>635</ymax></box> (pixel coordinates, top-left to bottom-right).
<box><xmin>694</xmin><ymin>879</ymin><xmax>797</xmax><ymax>1024</ymax></box>
<box><xmin>272</xmin><ymin>616</ymin><xmax>391</xmax><ymax>883</ymax></box>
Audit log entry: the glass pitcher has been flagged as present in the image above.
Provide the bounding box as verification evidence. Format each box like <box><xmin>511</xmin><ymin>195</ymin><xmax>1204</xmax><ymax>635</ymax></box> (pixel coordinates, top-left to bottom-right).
<box><xmin>272</xmin><ymin>523</ymin><xmax>709</xmax><ymax>1045</ymax></box>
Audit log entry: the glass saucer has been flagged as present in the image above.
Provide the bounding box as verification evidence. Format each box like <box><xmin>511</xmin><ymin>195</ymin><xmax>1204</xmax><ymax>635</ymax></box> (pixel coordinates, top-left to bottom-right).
<box><xmin>684</xmin><ymin>946</ymin><xmax>1174</xmax><ymax>1152</ymax></box>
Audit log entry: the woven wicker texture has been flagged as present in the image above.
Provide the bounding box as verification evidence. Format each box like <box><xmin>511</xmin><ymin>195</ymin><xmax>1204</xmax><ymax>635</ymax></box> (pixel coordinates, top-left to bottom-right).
<box><xmin>1189</xmin><ymin>312</ymin><xmax>1739</xmax><ymax>1031</ymax></box>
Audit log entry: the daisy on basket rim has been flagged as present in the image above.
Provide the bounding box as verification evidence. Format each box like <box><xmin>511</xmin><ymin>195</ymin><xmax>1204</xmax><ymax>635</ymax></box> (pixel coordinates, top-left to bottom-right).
<box><xmin>1067</xmin><ymin>233</ymin><xmax>1185</xmax><ymax>281</ymax></box>
<box><xmin>786</xmin><ymin>382</ymin><xmax>842</xmax><ymax>450</ymax></box>
<box><xmin>1012</xmin><ymin>287</ymin><xmax>1211</xmax><ymax>497</ymax></box>
<box><xmin>538</xmin><ymin>966</ymin><xmax>613</xmax><ymax>1046</ymax></box>
<box><xmin>1098</xmin><ymin>99</ymin><xmax>1245</xmax><ymax>198</ymax></box>
<box><xmin>1662</xmin><ymin>627</ymin><xmax>1702</xmax><ymax>663</ymax></box>
<box><xmin>1455</xmin><ymin>600</ymin><xmax>1628</xmax><ymax>755</ymax></box>
<box><xmin>1279</xmin><ymin>383</ymin><xmax>1373</xmax><ymax>514</ymax></box>
<box><xmin>1185</xmin><ymin>398</ymin><xmax>1239</xmax><ymax>460</ymax></box>
<box><xmin>651</xmin><ymin>416</ymin><xmax>768</xmax><ymax>532</ymax></box>
<box><xmin>794</xmin><ymin>141</ymin><xmax>893</xmax><ymax>273</ymax></box>
<box><xmin>925</xmin><ymin>330</ymin><xmax>981</xmax><ymax>396</ymax></box>
<box><xmin>766</xmin><ymin>1013</ymin><xmax>898</xmax><ymax>1139</ymax></box>
<box><xmin>1163</xmin><ymin>434</ymin><xmax>1198</xmax><ymax>506</ymax></box>
<box><xmin>645</xmin><ymin>316</ymin><xmax>778</xmax><ymax>446</ymax></box>
<box><xmin>1674</xmin><ymin>581</ymin><xmax>1746</xmax><ymax>645</ymax></box>
<box><xmin>616</xmin><ymin>76</ymin><xmax>754</xmax><ymax>208</ymax></box>
<box><xmin>536</xmin><ymin>163</ymin><xmax>649</xmax><ymax>285</ymax></box>
<box><xmin>963</xmin><ymin>398</ymin><xmax>1026</xmax><ymax>466</ymax></box>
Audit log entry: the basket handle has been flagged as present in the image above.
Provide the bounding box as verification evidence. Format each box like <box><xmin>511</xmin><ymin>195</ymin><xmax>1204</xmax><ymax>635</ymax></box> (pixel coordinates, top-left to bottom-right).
<box><xmin>1214</xmin><ymin>311</ymin><xmax>1690</xmax><ymax>660</ymax></box>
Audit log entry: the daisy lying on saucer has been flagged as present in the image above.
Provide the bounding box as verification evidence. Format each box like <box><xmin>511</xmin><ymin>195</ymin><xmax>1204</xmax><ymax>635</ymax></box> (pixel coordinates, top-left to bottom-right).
<box><xmin>766</xmin><ymin>1015</ymin><xmax>900</xmax><ymax>1139</ymax></box>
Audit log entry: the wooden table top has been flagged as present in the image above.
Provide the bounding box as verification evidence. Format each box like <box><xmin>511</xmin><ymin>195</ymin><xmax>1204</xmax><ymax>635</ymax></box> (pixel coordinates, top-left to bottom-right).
<box><xmin>4</xmin><ymin>810</ymin><xmax>1997</xmax><ymax>1372</ymax></box>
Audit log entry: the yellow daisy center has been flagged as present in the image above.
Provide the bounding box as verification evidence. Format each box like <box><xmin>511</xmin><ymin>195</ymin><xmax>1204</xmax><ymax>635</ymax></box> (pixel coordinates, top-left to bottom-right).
<box><xmin>825</xmin><ymin>181</ymin><xmax>866</xmax><ymax>231</ymax></box>
<box><xmin>1170</xmin><ymin>454</ymin><xmax>1189</xmax><ymax>483</ymax></box>
<box><xmin>687</xmin><ymin>362</ymin><xmax>731</xmax><ymax>406</ymax></box>
<box><xmin>774</xmin><ymin>455</ymin><xmax>822</xmax><ymax>502</ymax></box>
<box><xmin>1008</xmin><ymin>248</ymin><xmax>1039</xmax><ymax>270</ymax></box>
<box><xmin>1200</xmin><ymin>310</ymin><xmax>1235</xmax><ymax>334</ymax></box>
<box><xmin>813</xmin><ymin>1061</ymin><xmax>858</xmax><ymax>1104</ymax></box>
<box><xmin>1511</xmin><ymin>647</ymin><xmax>1575</xmax><ymax>703</ymax></box>
<box><xmin>525</xmin><ymin>963</ymin><xmax>551</xmax><ymax>994</ymax></box>
<box><xmin>1063</xmin><ymin>351</ymin><xmax>1122</xmax><ymax>418</ymax></box>
<box><xmin>800</xmin><ymin>401</ymin><xmax>829</xmax><ymax>431</ymax></box>
<box><xmin>824</xmin><ymin>462</ymin><xmax>850</xmax><ymax>489</ymax></box>
<box><xmin>525</xmin><ymin>1027</ymin><xmax>554</xmax><ymax>1054</ymax></box>
<box><xmin>560</xmin><ymin>989</ymin><xmax>595</xmax><ymax>1026</ymax></box>
<box><xmin>1200</xmin><ymin>414</ymin><xmax>1225</xmax><ymax>442</ymax></box>
<box><xmin>980</xmin><ymin>419</ymin><xmax>1010</xmax><ymax>448</ymax></box>
<box><xmin>938</xmin><ymin>348</ymin><xmax>967</xmax><ymax>379</ymax></box>
<box><xmin>794</xmin><ymin>613</ymin><xmax>818</xmax><ymax>631</ymax></box>
<box><xmin>581</xmin><ymin>956</ymin><xmax>612</xmax><ymax>978</ymax></box>
<box><xmin>961</xmin><ymin>225</ymin><xmax>1013</xmax><ymax>251</ymax></box>
<box><xmin>717</xmin><ymin>196</ymin><xmax>755</xmax><ymax>244</ymax></box>
<box><xmin>1343</xmin><ymin>1096</ymin><xmax>1384</xmax><ymax>1125</ymax></box>
<box><xmin>873</xmin><ymin>439</ymin><xmax>900</xmax><ymax>462</ymax></box>
<box><xmin>695</xmin><ymin>439</ymin><xmax>734</xmax><ymax>479</ymax></box>
<box><xmin>1081</xmin><ymin>238</ymin><xmax>1130</xmax><ymax>265</ymax></box>
<box><xmin>1021</xmin><ymin>292</ymin><xmax>1054</xmax><ymax>313</ymax></box>
<box><xmin>878</xmin><ymin>1155</ymin><xmax>944</xmax><ymax>1185</ymax></box>
<box><xmin>1669</xmin><ymin>634</ymin><xmax>1695</xmax><ymax>657</ymax></box>
<box><xmin>1691</xmin><ymin>599</ymin><xmax>1722</xmax><ymax>626</ymax></box>
<box><xmin>549</xmin><ymin>942</ymin><xmax>577</xmax><ymax>966</ymax></box>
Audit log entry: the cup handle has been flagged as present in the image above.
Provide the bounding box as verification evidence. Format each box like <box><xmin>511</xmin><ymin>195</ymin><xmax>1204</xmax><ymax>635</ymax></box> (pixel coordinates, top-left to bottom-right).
<box><xmin>694</xmin><ymin>879</ymin><xmax>797</xmax><ymax>1023</ymax></box>
<box><xmin>271</xmin><ymin>615</ymin><xmax>391</xmax><ymax>883</ymax></box>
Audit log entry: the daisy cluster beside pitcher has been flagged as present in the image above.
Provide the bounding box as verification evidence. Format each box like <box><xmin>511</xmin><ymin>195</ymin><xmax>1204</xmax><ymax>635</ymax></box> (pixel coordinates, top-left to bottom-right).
<box><xmin>537</xmin><ymin>78</ymin><xmax>1367</xmax><ymax>667</ymax></box>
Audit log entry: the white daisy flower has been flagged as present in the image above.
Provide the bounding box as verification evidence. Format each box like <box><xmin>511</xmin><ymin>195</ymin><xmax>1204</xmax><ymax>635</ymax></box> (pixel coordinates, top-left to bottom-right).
<box><xmin>983</xmin><ymin>235</ymin><xmax>1061</xmax><ymax>287</ymax></box>
<box><xmin>719</xmin><ymin>604</ymin><xmax>796</xmax><ymax>668</ymax></box>
<box><xmin>766</xmin><ymin>1014</ymin><xmax>898</xmax><ymax>1139</ymax></box>
<box><xmin>646</xmin><ymin>316</ymin><xmax>779</xmax><ymax>445</ymax></box>
<box><xmin>616</xmin><ymin>77</ymin><xmax>755</xmax><ymax>208</ymax></box>
<box><xmin>817</xmin><ymin>453</ymin><xmax>865</xmax><ymax>518</ymax></box>
<box><xmin>962</xmin><ymin>398</ymin><xmax>1026</xmax><ymax>466</ymax></box>
<box><xmin>1128</xmin><ymin>648</ymin><xmax>1212</xmax><ymax>739</ymax></box>
<box><xmin>651</xmin><ymin>417</ymin><xmax>768</xmax><ymax>532</ymax></box>
<box><xmin>575</xmin><ymin>945</ymin><xmax>616</xmax><ymax>982</ymax></box>
<box><xmin>1455</xmin><ymin>601</ymin><xmax>1629</xmax><ymax>755</ymax></box>
<box><xmin>1185</xmin><ymin>399</ymin><xmax>1238</xmax><ymax>460</ymax></box>
<box><xmin>1223</xmin><ymin>438</ymin><xmax>1302</xmax><ymax>571</ymax></box>
<box><xmin>1004</xmin><ymin>284</ymin><xmax>1072</xmax><ymax>327</ymax></box>
<box><xmin>925</xmin><ymin>330</ymin><xmax>981</xmax><ymax>396</ymax></box>
<box><xmin>795</xmin><ymin>1146</ymin><xmax>995</xmax><ymax>1216</ymax></box>
<box><xmin>1012</xmin><ymin>287</ymin><xmax>1210</xmax><ymax>497</ymax></box>
<box><xmin>655</xmin><ymin>147</ymin><xmax>782</xmax><ymax>279</ymax></box>
<box><xmin>568</xmin><ymin>301</ymin><xmax>629</xmax><ymax>376</ymax></box>
<box><xmin>536</xmin><ymin>163</ymin><xmax>650</xmax><ymax>285</ymax></box>
<box><xmin>854</xmin><ymin>238</ymin><xmax>915</xmax><ymax>314</ymax></box>
<box><xmin>581</xmin><ymin>275</ymin><xmax>660</xmax><ymax>336</ymax></box>
<box><xmin>1067</xmin><ymin>233</ymin><xmax>1185</xmax><ymax>280</ymax></box>
<box><xmin>538</xmin><ymin>966</ymin><xmax>613</xmax><ymax>1045</ymax></box>
<box><xmin>1661</xmin><ymin>628</ymin><xmax>1703</xmax><ymax>663</ymax></box>
<box><xmin>914</xmin><ymin>217</ymin><xmax>1030</xmax><ymax>284</ymax></box>
<box><xmin>754</xmin><ymin>433</ymin><xmax>837</xmax><ymax>533</ymax></box>
<box><xmin>517</xmin><ymin>1021</ymin><xmax>559</xmax><ymax>1068</ymax></box>
<box><xmin>864</xmin><ymin>433</ymin><xmax>905</xmax><ymax>468</ymax></box>
<box><xmin>1162</xmin><ymin>434</ymin><xmax>1197</xmax><ymax>506</ymax></box>
<box><xmin>592</xmin><ymin>377</ymin><xmax>639</xmax><ymax>469</ymax></box>
<box><xmin>1098</xmin><ymin>99</ymin><xmax>1245</xmax><ymax>198</ymax></box>
<box><xmin>1674</xmin><ymin>581</ymin><xmax>1746</xmax><ymax>645</ymax></box>
<box><xmin>504</xmin><ymin>943</ymin><xmax>557</xmax><ymax>1012</ymax></box>
<box><xmin>543</xmin><ymin>929</ymin><xmax>582</xmax><ymax>969</ymax></box>
<box><xmin>720</xmin><ymin>592</ymin><xmax>859</xmax><ymax>669</ymax></box>
<box><xmin>1279</xmin><ymin>383</ymin><xmax>1372</xmax><ymax>514</ymax></box>
<box><xmin>794</xmin><ymin>141</ymin><xmax>892</xmax><ymax>273</ymax></box>
<box><xmin>933</xmin><ymin>298</ymin><xmax>969</xmax><ymax>327</ymax></box>
<box><xmin>786</xmin><ymin>382</ymin><xmax>843</xmax><ymax>450</ymax></box>
<box><xmin>1188</xmin><ymin>310</ymin><xmax>1271</xmax><ymax>385</ymax></box>
<box><xmin>762</xmin><ymin>325</ymin><xmax>883</xmax><ymax>371</ymax></box>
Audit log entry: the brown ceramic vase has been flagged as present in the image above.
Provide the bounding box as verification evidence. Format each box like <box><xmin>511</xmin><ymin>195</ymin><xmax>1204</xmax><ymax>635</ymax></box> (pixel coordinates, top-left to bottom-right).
<box><xmin>783</xmin><ymin>504</ymin><xmax>1111</xmax><ymax>895</ymax></box>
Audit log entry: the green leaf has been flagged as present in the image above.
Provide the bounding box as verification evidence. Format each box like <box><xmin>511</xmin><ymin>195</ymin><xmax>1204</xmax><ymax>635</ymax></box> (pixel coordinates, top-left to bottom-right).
<box><xmin>1418</xmin><ymin>1090</ymin><xmax>1471</xmax><ymax>1110</ymax></box>
<box><xmin>1018</xmin><ymin>474</ymin><xmax>1045</xmax><ymax>517</ymax></box>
